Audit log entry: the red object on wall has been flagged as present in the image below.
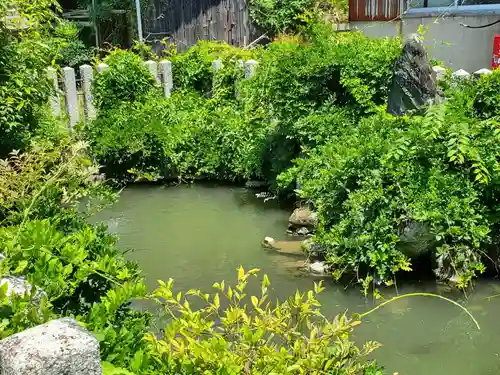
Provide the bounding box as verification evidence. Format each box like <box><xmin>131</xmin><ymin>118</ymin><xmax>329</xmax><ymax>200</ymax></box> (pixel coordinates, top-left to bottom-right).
<box><xmin>492</xmin><ymin>35</ymin><xmax>500</xmax><ymax>69</ymax></box>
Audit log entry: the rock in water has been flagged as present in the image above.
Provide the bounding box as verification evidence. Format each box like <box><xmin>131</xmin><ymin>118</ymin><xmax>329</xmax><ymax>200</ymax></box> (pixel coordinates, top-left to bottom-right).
<box><xmin>289</xmin><ymin>207</ymin><xmax>318</xmax><ymax>229</ymax></box>
<box><xmin>387</xmin><ymin>34</ymin><xmax>438</xmax><ymax>116</ymax></box>
<box><xmin>308</xmin><ymin>261</ymin><xmax>329</xmax><ymax>275</ymax></box>
<box><xmin>0</xmin><ymin>318</ymin><xmax>101</xmax><ymax>375</ymax></box>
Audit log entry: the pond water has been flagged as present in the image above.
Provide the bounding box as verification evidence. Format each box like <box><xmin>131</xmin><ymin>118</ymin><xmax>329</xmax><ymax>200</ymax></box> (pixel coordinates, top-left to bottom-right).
<box><xmin>94</xmin><ymin>184</ymin><xmax>500</xmax><ymax>375</ymax></box>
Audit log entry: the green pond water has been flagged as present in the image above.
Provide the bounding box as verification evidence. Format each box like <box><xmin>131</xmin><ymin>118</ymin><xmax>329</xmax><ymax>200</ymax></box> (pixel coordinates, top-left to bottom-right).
<box><xmin>94</xmin><ymin>184</ymin><xmax>500</xmax><ymax>375</ymax></box>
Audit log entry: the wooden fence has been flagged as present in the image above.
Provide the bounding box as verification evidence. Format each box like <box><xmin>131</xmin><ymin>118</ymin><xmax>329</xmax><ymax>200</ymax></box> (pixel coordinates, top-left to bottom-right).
<box><xmin>144</xmin><ymin>0</ymin><xmax>258</xmax><ymax>50</ymax></box>
<box><xmin>349</xmin><ymin>0</ymin><xmax>401</xmax><ymax>21</ymax></box>
<box><xmin>47</xmin><ymin>59</ymin><xmax>259</xmax><ymax>128</ymax></box>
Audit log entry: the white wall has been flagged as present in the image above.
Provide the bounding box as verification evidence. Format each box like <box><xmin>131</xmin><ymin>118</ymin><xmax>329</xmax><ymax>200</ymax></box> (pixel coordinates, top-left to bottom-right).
<box><xmin>352</xmin><ymin>14</ymin><xmax>500</xmax><ymax>72</ymax></box>
<box><xmin>350</xmin><ymin>21</ymin><xmax>400</xmax><ymax>38</ymax></box>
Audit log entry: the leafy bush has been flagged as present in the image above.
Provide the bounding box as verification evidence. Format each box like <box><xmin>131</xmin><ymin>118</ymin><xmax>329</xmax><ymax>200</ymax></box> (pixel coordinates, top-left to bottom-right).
<box><xmin>249</xmin><ymin>0</ymin><xmax>314</xmax><ymax>34</ymax></box>
<box><xmin>93</xmin><ymin>50</ymin><xmax>157</xmax><ymax>111</ymax></box>
<box><xmin>280</xmin><ymin>96</ymin><xmax>500</xmax><ymax>288</ymax></box>
<box><xmin>85</xmin><ymin>92</ymin><xmax>272</xmax><ymax>183</ymax></box>
<box><xmin>0</xmin><ymin>0</ymin><xmax>67</xmax><ymax>156</ymax></box>
<box><xmin>145</xmin><ymin>267</ymin><xmax>383</xmax><ymax>375</ymax></box>
<box><xmin>238</xmin><ymin>29</ymin><xmax>400</xmax><ymax>185</ymax></box>
<box><xmin>170</xmin><ymin>41</ymin><xmax>256</xmax><ymax>97</ymax></box>
<box><xmin>473</xmin><ymin>69</ymin><xmax>500</xmax><ymax>119</ymax></box>
<box><xmin>55</xmin><ymin>20</ymin><xmax>95</xmax><ymax>68</ymax></box>
<box><xmin>0</xmin><ymin>142</ymin><xmax>151</xmax><ymax>369</ymax></box>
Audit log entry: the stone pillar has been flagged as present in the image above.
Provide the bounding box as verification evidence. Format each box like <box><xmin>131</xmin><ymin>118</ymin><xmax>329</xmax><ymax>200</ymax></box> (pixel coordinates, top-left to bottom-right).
<box><xmin>145</xmin><ymin>60</ymin><xmax>159</xmax><ymax>83</ymax></box>
<box><xmin>79</xmin><ymin>65</ymin><xmax>96</xmax><ymax>121</ymax></box>
<box><xmin>235</xmin><ymin>60</ymin><xmax>245</xmax><ymax>98</ymax></box>
<box><xmin>159</xmin><ymin>60</ymin><xmax>173</xmax><ymax>97</ymax></box>
<box><xmin>62</xmin><ymin>67</ymin><xmax>79</xmax><ymax>129</ymax></box>
<box><xmin>46</xmin><ymin>67</ymin><xmax>61</xmax><ymax>117</ymax></box>
<box><xmin>97</xmin><ymin>63</ymin><xmax>109</xmax><ymax>73</ymax></box>
<box><xmin>212</xmin><ymin>59</ymin><xmax>223</xmax><ymax>96</ymax></box>
<box><xmin>244</xmin><ymin>60</ymin><xmax>259</xmax><ymax>79</ymax></box>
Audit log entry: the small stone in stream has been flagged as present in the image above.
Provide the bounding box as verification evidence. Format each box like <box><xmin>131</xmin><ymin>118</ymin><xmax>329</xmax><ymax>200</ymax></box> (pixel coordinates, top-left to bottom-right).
<box><xmin>263</xmin><ymin>237</ymin><xmax>276</xmax><ymax>248</ymax></box>
<box><xmin>296</xmin><ymin>227</ymin><xmax>310</xmax><ymax>236</ymax></box>
<box><xmin>308</xmin><ymin>261</ymin><xmax>329</xmax><ymax>274</ymax></box>
<box><xmin>0</xmin><ymin>318</ymin><xmax>101</xmax><ymax>375</ymax></box>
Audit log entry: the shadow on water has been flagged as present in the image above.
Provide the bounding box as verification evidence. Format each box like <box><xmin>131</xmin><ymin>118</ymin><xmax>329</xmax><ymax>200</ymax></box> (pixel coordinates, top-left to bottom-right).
<box><xmin>92</xmin><ymin>183</ymin><xmax>500</xmax><ymax>375</ymax></box>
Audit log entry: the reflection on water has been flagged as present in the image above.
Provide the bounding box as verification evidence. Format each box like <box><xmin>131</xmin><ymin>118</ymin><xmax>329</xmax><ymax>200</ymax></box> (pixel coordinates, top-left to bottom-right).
<box><xmin>93</xmin><ymin>184</ymin><xmax>500</xmax><ymax>375</ymax></box>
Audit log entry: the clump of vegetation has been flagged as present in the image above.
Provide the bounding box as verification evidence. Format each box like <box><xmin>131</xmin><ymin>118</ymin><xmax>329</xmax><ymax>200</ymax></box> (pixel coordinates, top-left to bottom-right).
<box><xmin>145</xmin><ymin>267</ymin><xmax>383</xmax><ymax>375</ymax></box>
<box><xmin>93</xmin><ymin>49</ymin><xmax>157</xmax><ymax>111</ymax></box>
<box><xmin>168</xmin><ymin>40</ymin><xmax>256</xmax><ymax>97</ymax></box>
<box><xmin>55</xmin><ymin>21</ymin><xmax>95</xmax><ymax>69</ymax></box>
<box><xmin>248</xmin><ymin>0</ymin><xmax>349</xmax><ymax>35</ymax></box>
<box><xmin>0</xmin><ymin>0</ymin><xmax>68</xmax><ymax>156</ymax></box>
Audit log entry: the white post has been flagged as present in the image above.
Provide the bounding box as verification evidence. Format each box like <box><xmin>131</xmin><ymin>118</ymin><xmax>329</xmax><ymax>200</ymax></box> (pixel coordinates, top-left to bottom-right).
<box><xmin>46</xmin><ymin>67</ymin><xmax>61</xmax><ymax>117</ymax></box>
<box><xmin>159</xmin><ymin>60</ymin><xmax>173</xmax><ymax>97</ymax></box>
<box><xmin>212</xmin><ymin>59</ymin><xmax>223</xmax><ymax>96</ymax></box>
<box><xmin>235</xmin><ymin>60</ymin><xmax>245</xmax><ymax>98</ymax></box>
<box><xmin>244</xmin><ymin>60</ymin><xmax>259</xmax><ymax>79</ymax></box>
<box><xmin>80</xmin><ymin>65</ymin><xmax>96</xmax><ymax>121</ymax></box>
<box><xmin>144</xmin><ymin>60</ymin><xmax>159</xmax><ymax>83</ymax></box>
<box><xmin>97</xmin><ymin>63</ymin><xmax>109</xmax><ymax>73</ymax></box>
<box><xmin>135</xmin><ymin>0</ymin><xmax>143</xmax><ymax>44</ymax></box>
<box><xmin>62</xmin><ymin>67</ymin><xmax>79</xmax><ymax>129</ymax></box>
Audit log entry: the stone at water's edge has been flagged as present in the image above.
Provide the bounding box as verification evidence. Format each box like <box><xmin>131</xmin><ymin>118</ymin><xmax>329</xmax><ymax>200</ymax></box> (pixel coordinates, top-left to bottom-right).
<box><xmin>289</xmin><ymin>207</ymin><xmax>317</xmax><ymax>229</ymax></box>
<box><xmin>263</xmin><ymin>237</ymin><xmax>305</xmax><ymax>256</ymax></box>
<box><xmin>0</xmin><ymin>318</ymin><xmax>101</xmax><ymax>375</ymax></box>
<box><xmin>387</xmin><ymin>34</ymin><xmax>438</xmax><ymax>116</ymax></box>
<box><xmin>308</xmin><ymin>261</ymin><xmax>329</xmax><ymax>275</ymax></box>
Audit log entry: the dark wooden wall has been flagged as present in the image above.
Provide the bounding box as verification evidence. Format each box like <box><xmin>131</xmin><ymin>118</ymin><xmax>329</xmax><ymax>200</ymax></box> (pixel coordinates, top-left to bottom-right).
<box><xmin>349</xmin><ymin>0</ymin><xmax>401</xmax><ymax>21</ymax></box>
<box><xmin>144</xmin><ymin>0</ymin><xmax>258</xmax><ymax>50</ymax></box>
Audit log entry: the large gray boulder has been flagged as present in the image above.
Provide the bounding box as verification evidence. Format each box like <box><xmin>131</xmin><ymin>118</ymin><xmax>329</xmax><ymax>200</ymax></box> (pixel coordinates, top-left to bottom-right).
<box><xmin>0</xmin><ymin>318</ymin><xmax>101</xmax><ymax>375</ymax></box>
<box><xmin>387</xmin><ymin>34</ymin><xmax>438</xmax><ymax>116</ymax></box>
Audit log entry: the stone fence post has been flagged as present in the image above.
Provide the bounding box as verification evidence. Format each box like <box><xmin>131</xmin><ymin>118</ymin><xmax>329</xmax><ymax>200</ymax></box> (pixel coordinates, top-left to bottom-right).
<box><xmin>80</xmin><ymin>65</ymin><xmax>96</xmax><ymax>121</ymax></box>
<box><xmin>46</xmin><ymin>67</ymin><xmax>61</xmax><ymax>117</ymax></box>
<box><xmin>159</xmin><ymin>60</ymin><xmax>173</xmax><ymax>97</ymax></box>
<box><xmin>62</xmin><ymin>67</ymin><xmax>79</xmax><ymax>129</ymax></box>
<box><xmin>144</xmin><ymin>60</ymin><xmax>160</xmax><ymax>84</ymax></box>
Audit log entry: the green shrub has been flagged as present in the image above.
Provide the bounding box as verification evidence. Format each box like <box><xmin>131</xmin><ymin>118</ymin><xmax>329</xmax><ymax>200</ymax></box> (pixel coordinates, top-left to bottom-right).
<box><xmin>280</xmin><ymin>100</ymin><xmax>500</xmax><ymax>288</ymax></box>
<box><xmin>145</xmin><ymin>267</ymin><xmax>383</xmax><ymax>375</ymax></box>
<box><xmin>0</xmin><ymin>0</ymin><xmax>68</xmax><ymax>156</ymax></box>
<box><xmin>170</xmin><ymin>41</ymin><xmax>256</xmax><ymax>97</ymax></box>
<box><xmin>473</xmin><ymin>69</ymin><xmax>500</xmax><ymax>119</ymax></box>
<box><xmin>0</xmin><ymin>142</ymin><xmax>151</xmax><ymax>369</ymax></box>
<box><xmin>93</xmin><ymin>50</ymin><xmax>158</xmax><ymax>111</ymax></box>
<box><xmin>249</xmin><ymin>0</ymin><xmax>314</xmax><ymax>34</ymax></box>
<box><xmin>238</xmin><ymin>29</ymin><xmax>400</xmax><ymax>186</ymax></box>
<box><xmin>85</xmin><ymin>92</ymin><xmax>273</xmax><ymax>183</ymax></box>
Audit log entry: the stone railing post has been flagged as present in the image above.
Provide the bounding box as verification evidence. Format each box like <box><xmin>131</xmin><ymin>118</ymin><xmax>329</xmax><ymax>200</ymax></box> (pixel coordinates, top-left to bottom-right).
<box><xmin>159</xmin><ymin>60</ymin><xmax>173</xmax><ymax>97</ymax></box>
<box><xmin>62</xmin><ymin>67</ymin><xmax>79</xmax><ymax>129</ymax></box>
<box><xmin>97</xmin><ymin>63</ymin><xmax>109</xmax><ymax>73</ymax></box>
<box><xmin>145</xmin><ymin>60</ymin><xmax>159</xmax><ymax>84</ymax></box>
<box><xmin>79</xmin><ymin>65</ymin><xmax>96</xmax><ymax>121</ymax></box>
<box><xmin>46</xmin><ymin>67</ymin><xmax>61</xmax><ymax>117</ymax></box>
<box><xmin>244</xmin><ymin>60</ymin><xmax>259</xmax><ymax>79</ymax></box>
<box><xmin>212</xmin><ymin>59</ymin><xmax>223</xmax><ymax>96</ymax></box>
